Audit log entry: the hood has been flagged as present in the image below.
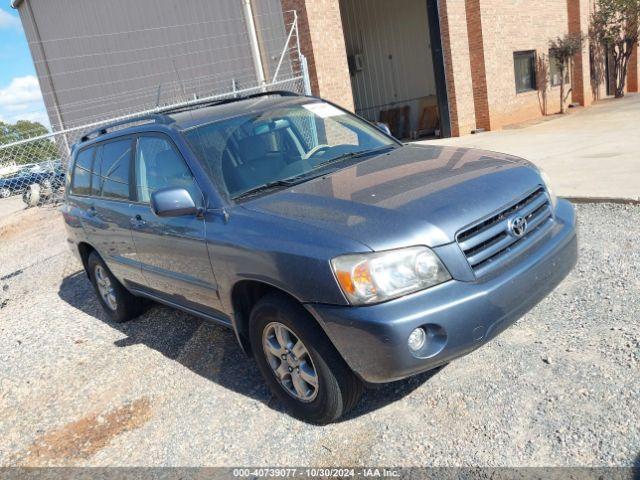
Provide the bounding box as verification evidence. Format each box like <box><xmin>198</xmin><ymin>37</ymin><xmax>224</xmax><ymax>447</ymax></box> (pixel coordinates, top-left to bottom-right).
<box><xmin>242</xmin><ymin>144</ymin><xmax>544</xmax><ymax>251</ymax></box>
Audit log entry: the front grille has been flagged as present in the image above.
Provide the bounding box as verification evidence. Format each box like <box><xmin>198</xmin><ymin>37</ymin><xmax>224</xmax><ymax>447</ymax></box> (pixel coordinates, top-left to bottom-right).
<box><xmin>457</xmin><ymin>187</ymin><xmax>554</xmax><ymax>276</ymax></box>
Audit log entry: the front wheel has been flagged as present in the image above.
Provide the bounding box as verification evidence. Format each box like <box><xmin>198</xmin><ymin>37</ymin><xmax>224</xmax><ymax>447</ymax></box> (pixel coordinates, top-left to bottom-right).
<box><xmin>0</xmin><ymin>188</ymin><xmax>11</xmax><ymax>198</ymax></box>
<box><xmin>249</xmin><ymin>293</ymin><xmax>363</xmax><ymax>424</ymax></box>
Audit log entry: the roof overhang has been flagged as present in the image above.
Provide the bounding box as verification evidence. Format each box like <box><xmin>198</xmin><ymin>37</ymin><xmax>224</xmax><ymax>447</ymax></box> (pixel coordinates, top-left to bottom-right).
<box><xmin>11</xmin><ymin>0</ymin><xmax>24</xmax><ymax>9</ymax></box>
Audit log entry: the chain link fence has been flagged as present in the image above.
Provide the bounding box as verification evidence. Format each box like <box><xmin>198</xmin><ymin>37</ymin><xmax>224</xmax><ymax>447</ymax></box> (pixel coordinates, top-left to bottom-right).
<box><xmin>0</xmin><ymin>9</ymin><xmax>308</xmax><ymax>211</ymax></box>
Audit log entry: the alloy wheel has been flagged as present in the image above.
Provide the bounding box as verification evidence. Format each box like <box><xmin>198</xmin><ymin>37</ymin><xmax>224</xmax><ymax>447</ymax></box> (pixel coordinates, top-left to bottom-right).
<box><xmin>95</xmin><ymin>265</ymin><xmax>118</xmax><ymax>311</ymax></box>
<box><xmin>262</xmin><ymin>322</ymin><xmax>319</xmax><ymax>402</ymax></box>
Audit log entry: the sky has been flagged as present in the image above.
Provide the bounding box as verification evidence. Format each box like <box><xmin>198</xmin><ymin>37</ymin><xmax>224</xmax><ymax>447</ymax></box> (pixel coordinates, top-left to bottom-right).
<box><xmin>0</xmin><ymin>4</ymin><xmax>50</xmax><ymax>129</ymax></box>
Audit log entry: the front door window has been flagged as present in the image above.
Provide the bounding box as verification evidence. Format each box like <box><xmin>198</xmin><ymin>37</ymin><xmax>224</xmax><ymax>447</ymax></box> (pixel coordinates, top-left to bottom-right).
<box><xmin>134</xmin><ymin>136</ymin><xmax>200</xmax><ymax>205</ymax></box>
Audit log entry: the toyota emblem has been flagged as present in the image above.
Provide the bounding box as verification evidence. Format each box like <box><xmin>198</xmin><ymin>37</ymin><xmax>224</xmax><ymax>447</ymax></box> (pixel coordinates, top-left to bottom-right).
<box><xmin>509</xmin><ymin>216</ymin><xmax>528</xmax><ymax>238</ymax></box>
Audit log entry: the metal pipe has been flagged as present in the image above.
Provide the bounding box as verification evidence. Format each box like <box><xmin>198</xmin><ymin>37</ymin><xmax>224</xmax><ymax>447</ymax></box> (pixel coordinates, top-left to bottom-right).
<box><xmin>242</xmin><ymin>0</ymin><xmax>266</xmax><ymax>91</ymax></box>
<box><xmin>272</xmin><ymin>15</ymin><xmax>297</xmax><ymax>83</ymax></box>
<box><xmin>301</xmin><ymin>55</ymin><xmax>312</xmax><ymax>95</ymax></box>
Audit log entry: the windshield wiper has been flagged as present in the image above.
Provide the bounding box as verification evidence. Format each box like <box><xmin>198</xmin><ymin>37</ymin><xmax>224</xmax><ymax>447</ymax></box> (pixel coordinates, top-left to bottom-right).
<box><xmin>232</xmin><ymin>145</ymin><xmax>398</xmax><ymax>201</ymax></box>
<box><xmin>313</xmin><ymin>145</ymin><xmax>397</xmax><ymax>170</ymax></box>
<box><xmin>233</xmin><ymin>179</ymin><xmax>300</xmax><ymax>201</ymax></box>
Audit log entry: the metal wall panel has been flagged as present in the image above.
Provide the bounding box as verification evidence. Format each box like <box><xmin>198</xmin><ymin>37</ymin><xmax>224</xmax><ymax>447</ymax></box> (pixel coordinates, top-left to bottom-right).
<box><xmin>340</xmin><ymin>0</ymin><xmax>437</xmax><ymax>131</ymax></box>
<box><xmin>252</xmin><ymin>0</ymin><xmax>296</xmax><ymax>81</ymax></box>
<box><xmin>17</xmin><ymin>0</ymin><xmax>291</xmax><ymax>129</ymax></box>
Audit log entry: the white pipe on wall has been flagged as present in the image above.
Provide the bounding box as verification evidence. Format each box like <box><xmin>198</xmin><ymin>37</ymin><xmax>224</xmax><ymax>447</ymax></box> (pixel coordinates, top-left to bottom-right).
<box><xmin>242</xmin><ymin>0</ymin><xmax>267</xmax><ymax>91</ymax></box>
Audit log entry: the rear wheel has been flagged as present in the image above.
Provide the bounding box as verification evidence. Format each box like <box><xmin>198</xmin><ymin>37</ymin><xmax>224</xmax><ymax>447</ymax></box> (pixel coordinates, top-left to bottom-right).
<box><xmin>87</xmin><ymin>251</ymin><xmax>145</xmax><ymax>323</ymax></box>
<box><xmin>22</xmin><ymin>189</ymin><xmax>33</xmax><ymax>206</ymax></box>
<box><xmin>249</xmin><ymin>293</ymin><xmax>363</xmax><ymax>424</ymax></box>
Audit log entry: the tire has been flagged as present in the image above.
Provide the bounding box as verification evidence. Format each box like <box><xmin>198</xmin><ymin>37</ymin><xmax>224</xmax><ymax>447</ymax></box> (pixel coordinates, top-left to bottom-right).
<box><xmin>0</xmin><ymin>188</ymin><xmax>11</xmax><ymax>198</ymax></box>
<box><xmin>22</xmin><ymin>190</ymin><xmax>32</xmax><ymax>206</ymax></box>
<box><xmin>87</xmin><ymin>251</ymin><xmax>145</xmax><ymax>323</ymax></box>
<box><xmin>249</xmin><ymin>293</ymin><xmax>363</xmax><ymax>424</ymax></box>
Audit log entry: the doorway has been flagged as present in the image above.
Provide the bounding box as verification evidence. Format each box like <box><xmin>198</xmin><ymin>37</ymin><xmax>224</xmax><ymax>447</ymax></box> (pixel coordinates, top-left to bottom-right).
<box><xmin>339</xmin><ymin>0</ymin><xmax>451</xmax><ymax>139</ymax></box>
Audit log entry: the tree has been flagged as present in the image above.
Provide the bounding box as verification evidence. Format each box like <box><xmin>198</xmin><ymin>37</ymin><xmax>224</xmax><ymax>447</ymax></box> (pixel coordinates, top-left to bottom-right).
<box><xmin>549</xmin><ymin>33</ymin><xmax>584</xmax><ymax>113</ymax></box>
<box><xmin>536</xmin><ymin>53</ymin><xmax>550</xmax><ymax>115</ymax></box>
<box><xmin>590</xmin><ymin>0</ymin><xmax>640</xmax><ymax>97</ymax></box>
<box><xmin>0</xmin><ymin>120</ymin><xmax>59</xmax><ymax>166</ymax></box>
<box><xmin>589</xmin><ymin>34</ymin><xmax>608</xmax><ymax>100</ymax></box>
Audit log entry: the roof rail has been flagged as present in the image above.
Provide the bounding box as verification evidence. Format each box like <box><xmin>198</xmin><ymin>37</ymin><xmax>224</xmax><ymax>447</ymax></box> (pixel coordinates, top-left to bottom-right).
<box><xmin>78</xmin><ymin>90</ymin><xmax>302</xmax><ymax>143</ymax></box>
<box><xmin>80</xmin><ymin>113</ymin><xmax>174</xmax><ymax>142</ymax></box>
<box><xmin>158</xmin><ymin>90</ymin><xmax>302</xmax><ymax>116</ymax></box>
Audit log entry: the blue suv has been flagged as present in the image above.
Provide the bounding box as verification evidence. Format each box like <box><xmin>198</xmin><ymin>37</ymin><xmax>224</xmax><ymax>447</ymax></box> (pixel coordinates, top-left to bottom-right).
<box><xmin>62</xmin><ymin>92</ymin><xmax>577</xmax><ymax>423</ymax></box>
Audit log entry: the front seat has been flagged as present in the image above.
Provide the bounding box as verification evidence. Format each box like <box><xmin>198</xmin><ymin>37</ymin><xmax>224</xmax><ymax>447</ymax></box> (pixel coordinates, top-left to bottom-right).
<box><xmin>224</xmin><ymin>135</ymin><xmax>287</xmax><ymax>194</ymax></box>
<box><xmin>146</xmin><ymin>149</ymin><xmax>198</xmax><ymax>201</ymax></box>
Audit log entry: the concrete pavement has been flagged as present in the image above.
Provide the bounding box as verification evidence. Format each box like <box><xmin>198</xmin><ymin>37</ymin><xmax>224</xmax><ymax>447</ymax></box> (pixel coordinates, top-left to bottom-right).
<box><xmin>421</xmin><ymin>93</ymin><xmax>640</xmax><ymax>201</ymax></box>
<box><xmin>0</xmin><ymin>196</ymin><xmax>26</xmax><ymax>223</ymax></box>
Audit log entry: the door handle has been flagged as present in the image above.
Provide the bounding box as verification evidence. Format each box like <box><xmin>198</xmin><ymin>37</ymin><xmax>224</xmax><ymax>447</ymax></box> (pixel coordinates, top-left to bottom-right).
<box><xmin>130</xmin><ymin>214</ymin><xmax>146</xmax><ymax>228</ymax></box>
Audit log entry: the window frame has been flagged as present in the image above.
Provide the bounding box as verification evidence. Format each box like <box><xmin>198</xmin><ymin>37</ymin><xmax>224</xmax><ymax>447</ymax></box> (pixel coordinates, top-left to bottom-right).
<box><xmin>513</xmin><ymin>50</ymin><xmax>537</xmax><ymax>94</ymax></box>
<box><xmin>91</xmin><ymin>135</ymin><xmax>136</xmax><ymax>202</ymax></box>
<box><xmin>131</xmin><ymin>132</ymin><xmax>204</xmax><ymax>206</ymax></box>
<box><xmin>69</xmin><ymin>145</ymin><xmax>96</xmax><ymax>197</ymax></box>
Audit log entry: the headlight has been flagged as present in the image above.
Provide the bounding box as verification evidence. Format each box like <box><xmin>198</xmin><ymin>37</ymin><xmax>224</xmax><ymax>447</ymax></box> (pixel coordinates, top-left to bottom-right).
<box><xmin>331</xmin><ymin>246</ymin><xmax>451</xmax><ymax>305</ymax></box>
<box><xmin>539</xmin><ymin>169</ymin><xmax>557</xmax><ymax>209</ymax></box>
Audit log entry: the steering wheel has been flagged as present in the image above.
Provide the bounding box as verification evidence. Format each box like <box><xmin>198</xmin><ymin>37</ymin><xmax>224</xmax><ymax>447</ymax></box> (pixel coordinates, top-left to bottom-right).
<box><xmin>303</xmin><ymin>144</ymin><xmax>331</xmax><ymax>160</ymax></box>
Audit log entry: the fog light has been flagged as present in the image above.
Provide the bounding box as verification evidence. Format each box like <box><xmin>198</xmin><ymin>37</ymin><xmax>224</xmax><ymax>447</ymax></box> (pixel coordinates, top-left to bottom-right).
<box><xmin>408</xmin><ymin>327</ymin><xmax>426</xmax><ymax>352</ymax></box>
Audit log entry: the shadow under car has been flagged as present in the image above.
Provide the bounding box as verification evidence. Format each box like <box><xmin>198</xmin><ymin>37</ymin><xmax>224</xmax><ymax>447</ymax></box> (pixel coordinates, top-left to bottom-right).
<box><xmin>58</xmin><ymin>270</ymin><xmax>441</xmax><ymax>423</ymax></box>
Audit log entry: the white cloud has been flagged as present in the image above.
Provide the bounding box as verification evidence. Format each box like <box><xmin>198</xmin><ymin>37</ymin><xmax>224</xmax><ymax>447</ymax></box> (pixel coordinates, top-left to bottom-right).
<box><xmin>4</xmin><ymin>103</ymin><xmax>30</xmax><ymax>112</ymax></box>
<box><xmin>0</xmin><ymin>9</ymin><xmax>20</xmax><ymax>30</ymax></box>
<box><xmin>13</xmin><ymin>109</ymin><xmax>50</xmax><ymax>127</ymax></box>
<box><xmin>0</xmin><ymin>75</ymin><xmax>50</xmax><ymax>129</ymax></box>
<box><xmin>0</xmin><ymin>76</ymin><xmax>43</xmax><ymax>106</ymax></box>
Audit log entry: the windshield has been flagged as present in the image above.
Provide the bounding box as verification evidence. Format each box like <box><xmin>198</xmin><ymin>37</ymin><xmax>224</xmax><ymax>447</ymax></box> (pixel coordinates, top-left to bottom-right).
<box><xmin>183</xmin><ymin>100</ymin><xmax>397</xmax><ymax>199</ymax></box>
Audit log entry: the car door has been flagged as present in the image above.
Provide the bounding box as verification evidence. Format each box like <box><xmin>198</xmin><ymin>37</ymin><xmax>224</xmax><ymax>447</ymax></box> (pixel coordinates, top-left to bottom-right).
<box><xmin>128</xmin><ymin>133</ymin><xmax>222</xmax><ymax>316</ymax></box>
<box><xmin>79</xmin><ymin>138</ymin><xmax>145</xmax><ymax>286</ymax></box>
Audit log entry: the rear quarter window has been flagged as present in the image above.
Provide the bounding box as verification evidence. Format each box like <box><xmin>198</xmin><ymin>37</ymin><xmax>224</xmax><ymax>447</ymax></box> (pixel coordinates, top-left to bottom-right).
<box><xmin>70</xmin><ymin>147</ymin><xmax>94</xmax><ymax>196</ymax></box>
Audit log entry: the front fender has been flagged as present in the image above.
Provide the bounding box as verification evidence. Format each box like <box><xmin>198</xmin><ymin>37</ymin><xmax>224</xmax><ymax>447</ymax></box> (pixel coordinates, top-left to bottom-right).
<box><xmin>205</xmin><ymin>207</ymin><xmax>371</xmax><ymax>314</ymax></box>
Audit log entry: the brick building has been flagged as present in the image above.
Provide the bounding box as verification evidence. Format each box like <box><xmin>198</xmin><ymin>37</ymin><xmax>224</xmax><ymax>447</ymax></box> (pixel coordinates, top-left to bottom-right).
<box><xmin>13</xmin><ymin>0</ymin><xmax>640</xmax><ymax>138</ymax></box>
<box><xmin>290</xmin><ymin>0</ymin><xmax>640</xmax><ymax>137</ymax></box>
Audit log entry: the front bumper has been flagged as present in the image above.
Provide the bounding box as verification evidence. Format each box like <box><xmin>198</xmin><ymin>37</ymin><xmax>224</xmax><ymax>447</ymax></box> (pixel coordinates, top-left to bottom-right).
<box><xmin>306</xmin><ymin>199</ymin><xmax>577</xmax><ymax>383</ymax></box>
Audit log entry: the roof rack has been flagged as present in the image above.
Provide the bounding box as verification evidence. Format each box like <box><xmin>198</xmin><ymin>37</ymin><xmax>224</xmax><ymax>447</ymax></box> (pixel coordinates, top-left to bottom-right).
<box><xmin>80</xmin><ymin>113</ymin><xmax>174</xmax><ymax>142</ymax></box>
<box><xmin>159</xmin><ymin>90</ymin><xmax>302</xmax><ymax>116</ymax></box>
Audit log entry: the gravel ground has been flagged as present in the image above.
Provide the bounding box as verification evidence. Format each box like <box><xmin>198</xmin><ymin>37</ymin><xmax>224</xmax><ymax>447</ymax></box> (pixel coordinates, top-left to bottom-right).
<box><xmin>0</xmin><ymin>203</ymin><xmax>638</xmax><ymax>467</ymax></box>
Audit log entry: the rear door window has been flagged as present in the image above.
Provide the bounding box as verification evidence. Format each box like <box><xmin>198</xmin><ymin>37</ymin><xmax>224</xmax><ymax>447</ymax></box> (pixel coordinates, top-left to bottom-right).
<box><xmin>70</xmin><ymin>147</ymin><xmax>95</xmax><ymax>196</ymax></box>
<box><xmin>93</xmin><ymin>139</ymin><xmax>133</xmax><ymax>200</ymax></box>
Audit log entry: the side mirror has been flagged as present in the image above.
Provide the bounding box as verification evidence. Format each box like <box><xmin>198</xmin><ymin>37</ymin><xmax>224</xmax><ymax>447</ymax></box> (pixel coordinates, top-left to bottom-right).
<box><xmin>150</xmin><ymin>187</ymin><xmax>199</xmax><ymax>217</ymax></box>
<box><xmin>375</xmin><ymin>122</ymin><xmax>392</xmax><ymax>136</ymax></box>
